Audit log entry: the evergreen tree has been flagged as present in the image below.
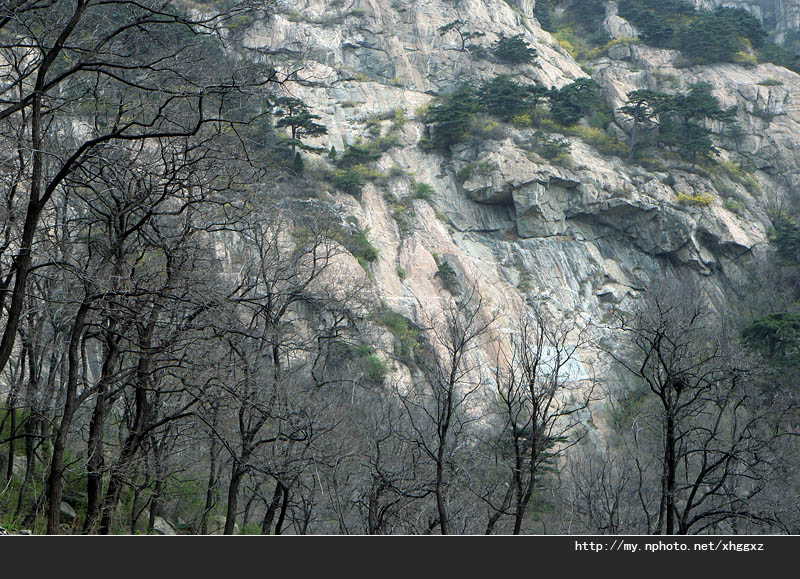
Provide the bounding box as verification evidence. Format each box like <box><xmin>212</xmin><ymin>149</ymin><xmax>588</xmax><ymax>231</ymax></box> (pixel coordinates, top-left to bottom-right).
<box><xmin>477</xmin><ymin>75</ymin><xmax>546</xmax><ymax>120</ymax></box>
<box><xmin>618</xmin><ymin>89</ymin><xmax>667</xmax><ymax>159</ymax></box>
<box><xmin>336</xmin><ymin>142</ymin><xmax>382</xmax><ymax>168</ymax></box>
<box><xmin>491</xmin><ymin>33</ymin><xmax>538</xmax><ymax>64</ymax></box>
<box><xmin>742</xmin><ymin>313</ymin><xmax>800</xmax><ymax>360</ymax></box>
<box><xmin>273</xmin><ymin>96</ymin><xmax>328</xmax><ymax>152</ymax></box>
<box><xmin>680</xmin><ymin>10</ymin><xmax>742</xmax><ymax>64</ymax></box>
<box><xmin>423</xmin><ymin>85</ymin><xmax>479</xmax><ymax>151</ymax></box>
<box><xmin>292</xmin><ymin>151</ymin><xmax>304</xmax><ymax>174</ymax></box>
<box><xmin>769</xmin><ymin>212</ymin><xmax>800</xmax><ymax>266</ymax></box>
<box><xmin>656</xmin><ymin>83</ymin><xmax>737</xmax><ymax>164</ymax></box>
<box><xmin>438</xmin><ymin>19</ymin><xmax>485</xmax><ymax>52</ymax></box>
<box><xmin>548</xmin><ymin>78</ymin><xmax>603</xmax><ymax>126</ymax></box>
<box><xmin>618</xmin><ymin>0</ymin><xmax>694</xmax><ymax>48</ymax></box>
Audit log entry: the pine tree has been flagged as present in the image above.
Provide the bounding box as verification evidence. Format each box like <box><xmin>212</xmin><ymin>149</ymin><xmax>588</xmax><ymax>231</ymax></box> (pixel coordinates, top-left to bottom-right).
<box><xmin>273</xmin><ymin>96</ymin><xmax>328</xmax><ymax>152</ymax></box>
<box><xmin>491</xmin><ymin>33</ymin><xmax>538</xmax><ymax>64</ymax></box>
<box><xmin>549</xmin><ymin>78</ymin><xmax>603</xmax><ymax>126</ymax></box>
<box><xmin>438</xmin><ymin>19</ymin><xmax>485</xmax><ymax>52</ymax></box>
<box><xmin>655</xmin><ymin>83</ymin><xmax>737</xmax><ymax>165</ymax></box>
<box><xmin>477</xmin><ymin>75</ymin><xmax>545</xmax><ymax>120</ymax></box>
<box><xmin>292</xmin><ymin>151</ymin><xmax>304</xmax><ymax>174</ymax></box>
<box><xmin>618</xmin><ymin>89</ymin><xmax>667</xmax><ymax>159</ymax></box>
<box><xmin>423</xmin><ymin>85</ymin><xmax>479</xmax><ymax>151</ymax></box>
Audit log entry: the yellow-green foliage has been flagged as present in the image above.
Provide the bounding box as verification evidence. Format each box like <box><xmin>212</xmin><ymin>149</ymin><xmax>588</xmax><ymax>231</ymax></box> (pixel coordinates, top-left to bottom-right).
<box><xmin>676</xmin><ymin>192</ymin><xmax>714</xmax><ymax>207</ymax></box>
<box><xmin>512</xmin><ymin>113</ymin><xmax>533</xmax><ymax>128</ymax></box>
<box><xmin>414</xmin><ymin>103</ymin><xmax>431</xmax><ymax>119</ymax></box>
<box><xmin>552</xmin><ymin>30</ymin><xmax>640</xmax><ymax>62</ymax></box>
<box><xmin>554</xmin><ymin>30</ymin><xmax>580</xmax><ymax>59</ymax></box>
<box><xmin>393</xmin><ymin>107</ymin><xmax>407</xmax><ymax>127</ymax></box>
<box><xmin>601</xmin><ymin>37</ymin><xmax>640</xmax><ymax>51</ymax></box>
<box><xmin>585</xmin><ymin>37</ymin><xmax>641</xmax><ymax>59</ymax></box>
<box><xmin>529</xmin><ymin>109</ymin><xmax>561</xmax><ymax>132</ymax></box>
<box><xmin>563</xmin><ymin>125</ymin><xmax>628</xmax><ymax>157</ymax></box>
<box><xmin>733</xmin><ymin>51</ymin><xmax>758</xmax><ymax>67</ymax></box>
<box><xmin>715</xmin><ymin>159</ymin><xmax>761</xmax><ymax>194</ymax></box>
<box><xmin>465</xmin><ymin>115</ymin><xmax>506</xmax><ymax>140</ymax></box>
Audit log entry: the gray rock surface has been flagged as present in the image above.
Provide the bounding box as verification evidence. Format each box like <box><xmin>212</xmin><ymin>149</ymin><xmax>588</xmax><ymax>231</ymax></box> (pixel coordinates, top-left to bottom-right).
<box><xmin>235</xmin><ymin>0</ymin><xmax>796</xmax><ymax>394</ymax></box>
<box><xmin>60</xmin><ymin>502</ymin><xmax>77</xmax><ymax>522</ymax></box>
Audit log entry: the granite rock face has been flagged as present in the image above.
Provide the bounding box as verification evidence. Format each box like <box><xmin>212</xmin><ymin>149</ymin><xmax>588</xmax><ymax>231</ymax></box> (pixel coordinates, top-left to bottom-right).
<box><xmin>240</xmin><ymin>0</ymin><xmax>798</xmax><ymax>388</ymax></box>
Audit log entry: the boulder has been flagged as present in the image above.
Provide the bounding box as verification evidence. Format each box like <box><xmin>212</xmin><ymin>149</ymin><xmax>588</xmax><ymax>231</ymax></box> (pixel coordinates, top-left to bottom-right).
<box><xmin>152</xmin><ymin>516</ymin><xmax>177</xmax><ymax>536</ymax></box>
<box><xmin>60</xmin><ymin>502</ymin><xmax>77</xmax><ymax>522</ymax></box>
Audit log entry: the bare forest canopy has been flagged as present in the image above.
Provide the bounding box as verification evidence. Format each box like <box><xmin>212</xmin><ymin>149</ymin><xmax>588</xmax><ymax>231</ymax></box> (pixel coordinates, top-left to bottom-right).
<box><xmin>0</xmin><ymin>0</ymin><xmax>799</xmax><ymax>536</ymax></box>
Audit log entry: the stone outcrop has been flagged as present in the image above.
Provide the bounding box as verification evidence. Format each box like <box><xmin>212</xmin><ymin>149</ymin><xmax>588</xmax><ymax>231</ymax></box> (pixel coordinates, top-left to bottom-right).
<box><xmin>235</xmin><ymin>0</ymin><xmax>799</xmax><ymax>388</ymax></box>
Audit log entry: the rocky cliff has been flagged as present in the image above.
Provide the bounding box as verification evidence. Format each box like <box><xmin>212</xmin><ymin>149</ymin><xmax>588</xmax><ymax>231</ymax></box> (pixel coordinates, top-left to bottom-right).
<box><xmin>241</xmin><ymin>0</ymin><xmax>800</xmax><ymax>391</ymax></box>
<box><xmin>694</xmin><ymin>0</ymin><xmax>800</xmax><ymax>42</ymax></box>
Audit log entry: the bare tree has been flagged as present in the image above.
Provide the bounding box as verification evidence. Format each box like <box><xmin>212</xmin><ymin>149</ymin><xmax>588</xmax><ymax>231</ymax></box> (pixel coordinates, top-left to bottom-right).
<box><xmin>395</xmin><ymin>288</ymin><xmax>496</xmax><ymax>534</ymax></box>
<box><xmin>605</xmin><ymin>279</ymin><xmax>797</xmax><ymax>534</ymax></box>
<box><xmin>481</xmin><ymin>304</ymin><xmax>596</xmax><ymax>534</ymax></box>
<box><xmin>0</xmin><ymin>0</ymin><xmax>278</xmax><ymax>380</ymax></box>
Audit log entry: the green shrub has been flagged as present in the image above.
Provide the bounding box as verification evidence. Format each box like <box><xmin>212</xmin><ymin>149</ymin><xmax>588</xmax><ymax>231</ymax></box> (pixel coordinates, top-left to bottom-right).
<box><xmin>393</xmin><ymin>107</ymin><xmax>407</xmax><ymax>126</ymax></box>
<box><xmin>334</xmin><ymin>227</ymin><xmax>379</xmax><ymax>268</ymax></box>
<box><xmin>732</xmin><ymin>51</ymin><xmax>758</xmax><ymax>67</ymax></box>
<box><xmin>365</xmin><ymin>354</ymin><xmax>388</xmax><ymax>384</ymax></box>
<box><xmin>675</xmin><ymin>192</ymin><xmax>713</xmax><ymax>207</ymax></box>
<box><xmin>389</xmin><ymin>166</ymin><xmax>409</xmax><ymax>177</ymax></box>
<box><xmin>412</xmin><ymin>181</ymin><xmax>435</xmax><ymax>200</ymax></box>
<box><xmin>387</xmin><ymin>197</ymin><xmax>415</xmax><ymax>235</ymax></box>
<box><xmin>351</xmin><ymin>230</ymin><xmax>379</xmax><ymax>267</ymax></box>
<box><xmin>434</xmin><ymin>256</ymin><xmax>460</xmax><ymax>294</ymax></box>
<box><xmin>332</xmin><ymin>167</ymin><xmax>366</xmax><ymax>195</ymax></box>
<box><xmin>512</xmin><ymin>113</ymin><xmax>533</xmax><ymax>128</ymax></box>
<box><xmin>456</xmin><ymin>161</ymin><xmax>493</xmax><ymax>183</ymax></box>
<box><xmin>537</xmin><ymin>134</ymin><xmax>571</xmax><ymax>161</ymax></box>
<box><xmin>474</xmin><ymin>117</ymin><xmax>506</xmax><ymax>140</ymax></box>
<box><xmin>376</xmin><ymin>309</ymin><xmax>419</xmax><ymax>360</ymax></box>
<box><xmin>715</xmin><ymin>159</ymin><xmax>761</xmax><ymax>194</ymax></box>
<box><xmin>563</xmin><ymin>125</ymin><xmax>627</xmax><ymax>157</ymax></box>
<box><xmin>723</xmin><ymin>198</ymin><xmax>744</xmax><ymax>215</ymax></box>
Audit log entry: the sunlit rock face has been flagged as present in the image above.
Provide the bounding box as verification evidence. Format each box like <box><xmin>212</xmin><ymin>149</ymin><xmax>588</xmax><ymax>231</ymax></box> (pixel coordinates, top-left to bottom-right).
<box><xmin>241</xmin><ymin>0</ymin><xmax>800</xmax><ymax>390</ymax></box>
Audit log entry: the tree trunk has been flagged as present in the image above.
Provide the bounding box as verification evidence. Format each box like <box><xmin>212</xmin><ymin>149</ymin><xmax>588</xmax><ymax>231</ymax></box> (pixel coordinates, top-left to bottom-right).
<box><xmin>665</xmin><ymin>412</ymin><xmax>677</xmax><ymax>535</ymax></box>
<box><xmin>98</xmin><ymin>313</ymin><xmax>156</xmax><ymax>535</ymax></box>
<box><xmin>224</xmin><ymin>464</ymin><xmax>245</xmax><ymax>535</ymax></box>
<box><xmin>82</xmin><ymin>331</ymin><xmax>119</xmax><ymax>534</ymax></box>
<box><xmin>261</xmin><ymin>481</ymin><xmax>283</xmax><ymax>535</ymax></box>
<box><xmin>275</xmin><ymin>482</ymin><xmax>289</xmax><ymax>535</ymax></box>
<box><xmin>45</xmin><ymin>301</ymin><xmax>90</xmax><ymax>535</ymax></box>
<box><xmin>200</xmin><ymin>409</ymin><xmax>220</xmax><ymax>535</ymax></box>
